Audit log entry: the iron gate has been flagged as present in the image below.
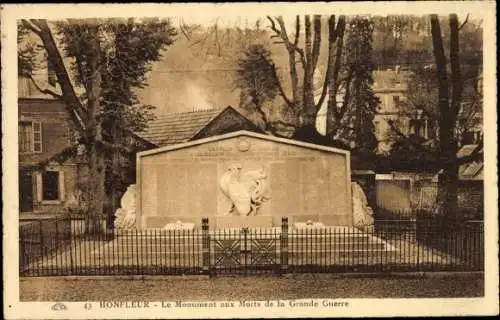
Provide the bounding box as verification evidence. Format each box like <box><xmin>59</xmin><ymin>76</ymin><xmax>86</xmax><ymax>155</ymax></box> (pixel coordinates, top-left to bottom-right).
<box><xmin>209</xmin><ymin>227</ymin><xmax>282</xmax><ymax>276</ymax></box>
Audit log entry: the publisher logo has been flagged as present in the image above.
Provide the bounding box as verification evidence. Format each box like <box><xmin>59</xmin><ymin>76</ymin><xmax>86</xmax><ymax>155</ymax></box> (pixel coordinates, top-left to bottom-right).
<box><xmin>51</xmin><ymin>303</ymin><xmax>68</xmax><ymax>311</ymax></box>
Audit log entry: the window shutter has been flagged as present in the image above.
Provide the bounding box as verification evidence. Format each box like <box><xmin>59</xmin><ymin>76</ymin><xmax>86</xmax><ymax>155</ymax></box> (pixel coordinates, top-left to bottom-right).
<box><xmin>59</xmin><ymin>170</ymin><xmax>65</xmax><ymax>201</ymax></box>
<box><xmin>35</xmin><ymin>172</ymin><xmax>43</xmax><ymax>202</ymax></box>
<box><xmin>33</xmin><ymin>122</ymin><xmax>42</xmax><ymax>153</ymax></box>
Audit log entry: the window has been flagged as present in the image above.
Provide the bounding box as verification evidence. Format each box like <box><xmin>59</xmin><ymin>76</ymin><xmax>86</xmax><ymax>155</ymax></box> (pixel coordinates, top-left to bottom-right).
<box><xmin>19</xmin><ymin>122</ymin><xmax>33</xmax><ymax>153</ymax></box>
<box><xmin>42</xmin><ymin>171</ymin><xmax>59</xmax><ymax>201</ymax></box>
<box><xmin>33</xmin><ymin>122</ymin><xmax>42</xmax><ymax>152</ymax></box>
<box><xmin>35</xmin><ymin>169</ymin><xmax>65</xmax><ymax>203</ymax></box>
<box><xmin>66</xmin><ymin>127</ymin><xmax>75</xmax><ymax>144</ymax></box>
<box><xmin>393</xmin><ymin>95</ymin><xmax>400</xmax><ymax>104</ymax></box>
<box><xmin>19</xmin><ymin>121</ymin><xmax>42</xmax><ymax>153</ymax></box>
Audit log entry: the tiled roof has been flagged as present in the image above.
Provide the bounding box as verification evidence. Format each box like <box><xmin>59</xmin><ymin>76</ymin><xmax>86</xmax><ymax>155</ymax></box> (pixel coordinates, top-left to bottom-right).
<box><xmin>136</xmin><ymin>107</ymin><xmax>227</xmax><ymax>146</ymax></box>
<box><xmin>18</xmin><ymin>76</ymin><xmax>58</xmax><ymax>99</ymax></box>
<box><xmin>456</xmin><ymin>144</ymin><xmax>479</xmax><ymax>158</ymax></box>
<box><xmin>457</xmin><ymin>144</ymin><xmax>483</xmax><ymax>180</ymax></box>
<box><xmin>461</xmin><ymin>161</ymin><xmax>483</xmax><ymax>177</ymax></box>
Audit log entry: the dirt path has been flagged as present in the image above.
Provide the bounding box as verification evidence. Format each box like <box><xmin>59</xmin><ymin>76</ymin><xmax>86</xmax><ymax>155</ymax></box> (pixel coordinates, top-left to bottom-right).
<box><xmin>20</xmin><ymin>273</ymin><xmax>483</xmax><ymax>301</ymax></box>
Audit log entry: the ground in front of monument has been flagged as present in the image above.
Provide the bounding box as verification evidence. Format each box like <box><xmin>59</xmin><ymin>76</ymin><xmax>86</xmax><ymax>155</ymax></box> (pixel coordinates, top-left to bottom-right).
<box><xmin>20</xmin><ymin>273</ymin><xmax>483</xmax><ymax>301</ymax></box>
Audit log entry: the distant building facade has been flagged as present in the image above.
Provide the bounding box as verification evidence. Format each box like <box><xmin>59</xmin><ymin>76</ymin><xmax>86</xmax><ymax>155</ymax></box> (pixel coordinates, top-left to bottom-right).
<box><xmin>372</xmin><ymin>68</ymin><xmax>428</xmax><ymax>154</ymax></box>
<box><xmin>373</xmin><ymin>68</ymin><xmax>483</xmax><ymax>154</ymax></box>
<box><xmin>457</xmin><ymin>72</ymin><xmax>483</xmax><ymax>147</ymax></box>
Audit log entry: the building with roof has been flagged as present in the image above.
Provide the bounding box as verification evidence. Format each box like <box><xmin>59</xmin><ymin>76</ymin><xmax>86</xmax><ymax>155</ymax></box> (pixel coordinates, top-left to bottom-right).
<box><xmin>18</xmin><ymin>74</ymin><xmax>152</xmax><ymax>219</ymax></box>
<box><xmin>457</xmin><ymin>72</ymin><xmax>483</xmax><ymax>147</ymax></box>
<box><xmin>18</xmin><ymin>76</ymin><xmax>86</xmax><ymax>216</ymax></box>
<box><xmin>137</xmin><ymin>106</ymin><xmax>265</xmax><ymax>147</ymax></box>
<box><xmin>372</xmin><ymin>68</ymin><xmax>425</xmax><ymax>154</ymax></box>
<box><xmin>457</xmin><ymin>144</ymin><xmax>483</xmax><ymax>181</ymax></box>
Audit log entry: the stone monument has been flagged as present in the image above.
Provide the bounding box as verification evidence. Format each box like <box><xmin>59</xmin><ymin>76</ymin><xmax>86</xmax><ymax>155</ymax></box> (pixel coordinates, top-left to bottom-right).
<box><xmin>136</xmin><ymin>130</ymin><xmax>353</xmax><ymax>229</ymax></box>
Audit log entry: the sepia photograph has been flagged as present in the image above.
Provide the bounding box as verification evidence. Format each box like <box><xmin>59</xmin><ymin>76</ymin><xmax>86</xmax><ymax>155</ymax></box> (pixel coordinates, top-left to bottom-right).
<box><xmin>2</xmin><ymin>2</ymin><xmax>498</xmax><ymax>319</ymax></box>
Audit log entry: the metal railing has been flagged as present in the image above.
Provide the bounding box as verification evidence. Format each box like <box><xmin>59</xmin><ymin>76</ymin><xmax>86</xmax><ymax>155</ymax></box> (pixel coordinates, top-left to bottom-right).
<box><xmin>19</xmin><ymin>217</ymin><xmax>72</xmax><ymax>274</ymax></box>
<box><xmin>19</xmin><ymin>216</ymin><xmax>484</xmax><ymax>277</ymax></box>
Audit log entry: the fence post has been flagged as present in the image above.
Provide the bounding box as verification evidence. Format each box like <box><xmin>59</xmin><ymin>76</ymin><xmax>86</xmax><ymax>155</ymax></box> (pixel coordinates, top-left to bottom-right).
<box><xmin>280</xmin><ymin>217</ymin><xmax>289</xmax><ymax>275</ymax></box>
<box><xmin>39</xmin><ymin>220</ymin><xmax>44</xmax><ymax>256</ymax></box>
<box><xmin>201</xmin><ymin>217</ymin><xmax>210</xmax><ymax>275</ymax></box>
<box><xmin>68</xmin><ymin>216</ymin><xmax>74</xmax><ymax>275</ymax></box>
<box><xmin>55</xmin><ymin>219</ymin><xmax>59</xmax><ymax>254</ymax></box>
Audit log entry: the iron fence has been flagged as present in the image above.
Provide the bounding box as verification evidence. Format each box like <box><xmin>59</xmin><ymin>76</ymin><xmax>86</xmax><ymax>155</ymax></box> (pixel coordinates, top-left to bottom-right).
<box><xmin>19</xmin><ymin>217</ymin><xmax>72</xmax><ymax>274</ymax></box>
<box><xmin>19</xmin><ymin>216</ymin><xmax>484</xmax><ymax>277</ymax></box>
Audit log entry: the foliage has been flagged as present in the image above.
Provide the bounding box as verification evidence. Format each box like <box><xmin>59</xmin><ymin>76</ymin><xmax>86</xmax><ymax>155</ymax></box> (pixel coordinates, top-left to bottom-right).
<box><xmin>234</xmin><ymin>44</ymin><xmax>278</xmax><ymax>127</ymax></box>
<box><xmin>395</xmin><ymin>34</ymin><xmax>482</xmax><ymax>149</ymax></box>
<box><xmin>19</xmin><ymin>18</ymin><xmax>177</xmax><ymax>230</ymax></box>
<box><xmin>377</xmin><ymin>14</ymin><xmax>483</xmax><ymax>158</ymax></box>
<box><xmin>56</xmin><ymin>18</ymin><xmax>176</xmax><ymax>218</ymax></box>
<box><xmin>338</xmin><ymin>17</ymin><xmax>379</xmax><ymax>151</ymax></box>
<box><xmin>17</xmin><ymin>24</ymin><xmax>40</xmax><ymax>77</ymax></box>
<box><xmin>55</xmin><ymin>18</ymin><xmax>176</xmax><ymax>131</ymax></box>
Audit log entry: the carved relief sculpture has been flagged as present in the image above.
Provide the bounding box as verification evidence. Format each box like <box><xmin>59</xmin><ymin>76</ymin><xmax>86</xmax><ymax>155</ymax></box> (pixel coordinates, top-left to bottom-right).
<box><xmin>351</xmin><ymin>182</ymin><xmax>375</xmax><ymax>227</ymax></box>
<box><xmin>219</xmin><ymin>165</ymin><xmax>270</xmax><ymax>216</ymax></box>
<box><xmin>114</xmin><ymin>184</ymin><xmax>137</xmax><ymax>230</ymax></box>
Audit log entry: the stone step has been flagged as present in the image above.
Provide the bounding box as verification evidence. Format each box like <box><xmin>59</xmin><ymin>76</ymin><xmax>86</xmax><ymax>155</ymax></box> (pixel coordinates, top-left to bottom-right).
<box><xmin>99</xmin><ymin>241</ymin><xmax>388</xmax><ymax>251</ymax></box>
<box><xmin>86</xmin><ymin>246</ymin><xmax>391</xmax><ymax>259</ymax></box>
<box><xmin>111</xmin><ymin>234</ymin><xmax>377</xmax><ymax>243</ymax></box>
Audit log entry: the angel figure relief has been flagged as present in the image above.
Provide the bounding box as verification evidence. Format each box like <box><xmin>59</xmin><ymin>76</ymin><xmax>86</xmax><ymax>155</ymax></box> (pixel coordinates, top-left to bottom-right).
<box><xmin>219</xmin><ymin>164</ymin><xmax>270</xmax><ymax>216</ymax></box>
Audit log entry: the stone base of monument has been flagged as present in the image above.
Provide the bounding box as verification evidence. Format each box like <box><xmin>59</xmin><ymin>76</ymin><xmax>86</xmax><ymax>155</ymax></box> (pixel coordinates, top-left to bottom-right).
<box><xmin>214</xmin><ymin>215</ymin><xmax>274</xmax><ymax>229</ymax></box>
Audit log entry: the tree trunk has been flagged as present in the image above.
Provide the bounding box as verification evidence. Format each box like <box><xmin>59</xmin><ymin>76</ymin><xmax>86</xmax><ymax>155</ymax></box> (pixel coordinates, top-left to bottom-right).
<box><xmin>301</xmin><ymin>15</ymin><xmax>317</xmax><ymax>127</ymax></box>
<box><xmin>325</xmin><ymin>16</ymin><xmax>346</xmax><ymax>138</ymax></box>
<box><xmin>110</xmin><ymin>119</ymin><xmax>121</xmax><ymax>230</ymax></box>
<box><xmin>430</xmin><ymin>14</ymin><xmax>459</xmax><ymax>223</ymax></box>
<box><xmin>31</xmin><ymin>20</ymin><xmax>86</xmax><ymax>132</ymax></box>
<box><xmin>84</xmin><ymin>29</ymin><xmax>105</xmax><ymax>235</ymax></box>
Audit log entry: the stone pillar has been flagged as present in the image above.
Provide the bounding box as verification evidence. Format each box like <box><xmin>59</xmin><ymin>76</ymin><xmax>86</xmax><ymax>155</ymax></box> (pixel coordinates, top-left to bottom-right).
<box><xmin>201</xmin><ymin>217</ymin><xmax>210</xmax><ymax>274</ymax></box>
<box><xmin>280</xmin><ymin>217</ymin><xmax>289</xmax><ymax>274</ymax></box>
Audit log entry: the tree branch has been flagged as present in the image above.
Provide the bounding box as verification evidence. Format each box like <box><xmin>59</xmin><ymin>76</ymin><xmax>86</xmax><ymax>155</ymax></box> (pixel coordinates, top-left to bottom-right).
<box><xmin>179</xmin><ymin>20</ymin><xmax>192</xmax><ymax>40</ymax></box>
<box><xmin>267</xmin><ymin>16</ymin><xmax>280</xmax><ymax>37</ymax></box>
<box><xmin>270</xmin><ymin>63</ymin><xmax>293</xmax><ymax>108</ymax></box>
<box><xmin>21</xmin><ymin>19</ymin><xmax>42</xmax><ymax>36</ymax></box>
<box><xmin>305</xmin><ymin>15</ymin><xmax>312</xmax><ymax>65</ymax></box>
<box><xmin>268</xmin><ymin>16</ymin><xmax>306</xmax><ymax>66</ymax></box>
<box><xmin>315</xmin><ymin>15</ymin><xmax>336</xmax><ymax>111</ymax></box>
<box><xmin>311</xmin><ymin>15</ymin><xmax>322</xmax><ymax>72</ymax></box>
<box><xmin>337</xmin><ymin>68</ymin><xmax>355</xmax><ymax>120</ymax></box>
<box><xmin>20</xmin><ymin>145</ymin><xmax>78</xmax><ymax>172</ymax></box>
<box><xmin>294</xmin><ymin>15</ymin><xmax>300</xmax><ymax>46</ymax></box>
<box><xmin>31</xmin><ymin>19</ymin><xmax>88</xmax><ymax>133</ymax></box>
<box><xmin>458</xmin><ymin>13</ymin><xmax>469</xmax><ymax>30</ymax></box>
<box><xmin>449</xmin><ymin>14</ymin><xmax>463</xmax><ymax>119</ymax></box>
<box><xmin>331</xmin><ymin>16</ymin><xmax>346</xmax><ymax>92</ymax></box>
<box><xmin>267</xmin><ymin>16</ymin><xmax>301</xmax><ymax>109</ymax></box>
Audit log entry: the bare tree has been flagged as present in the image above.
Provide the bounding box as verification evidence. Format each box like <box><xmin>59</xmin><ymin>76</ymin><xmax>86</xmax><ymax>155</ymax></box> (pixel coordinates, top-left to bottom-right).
<box><xmin>266</xmin><ymin>15</ymin><xmax>348</xmax><ymax>140</ymax></box>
